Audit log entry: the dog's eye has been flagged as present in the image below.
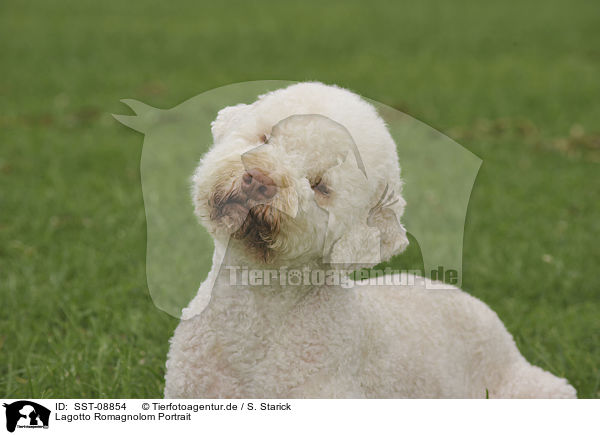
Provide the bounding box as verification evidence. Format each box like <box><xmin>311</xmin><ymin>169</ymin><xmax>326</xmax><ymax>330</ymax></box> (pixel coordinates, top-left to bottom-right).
<box><xmin>311</xmin><ymin>178</ymin><xmax>331</xmax><ymax>195</ymax></box>
<box><xmin>315</xmin><ymin>183</ymin><xmax>330</xmax><ymax>195</ymax></box>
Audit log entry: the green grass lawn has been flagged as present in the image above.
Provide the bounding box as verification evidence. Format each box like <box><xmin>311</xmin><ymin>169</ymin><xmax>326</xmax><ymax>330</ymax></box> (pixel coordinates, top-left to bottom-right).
<box><xmin>1</xmin><ymin>0</ymin><xmax>598</xmax><ymax>398</ymax></box>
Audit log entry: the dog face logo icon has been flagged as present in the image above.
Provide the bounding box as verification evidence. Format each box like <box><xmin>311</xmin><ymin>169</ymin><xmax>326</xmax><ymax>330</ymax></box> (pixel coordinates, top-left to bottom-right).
<box><xmin>3</xmin><ymin>401</ymin><xmax>50</xmax><ymax>432</ymax></box>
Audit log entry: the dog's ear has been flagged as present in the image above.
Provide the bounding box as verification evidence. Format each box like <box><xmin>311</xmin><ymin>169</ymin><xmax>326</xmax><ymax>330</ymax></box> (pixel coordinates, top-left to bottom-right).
<box><xmin>367</xmin><ymin>183</ymin><xmax>409</xmax><ymax>262</ymax></box>
<box><xmin>211</xmin><ymin>104</ymin><xmax>249</xmax><ymax>143</ymax></box>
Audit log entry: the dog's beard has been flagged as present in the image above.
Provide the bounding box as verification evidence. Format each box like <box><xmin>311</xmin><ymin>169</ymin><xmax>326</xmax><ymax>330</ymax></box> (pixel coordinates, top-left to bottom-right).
<box><xmin>211</xmin><ymin>190</ymin><xmax>281</xmax><ymax>262</ymax></box>
<box><xmin>231</xmin><ymin>204</ymin><xmax>281</xmax><ymax>262</ymax></box>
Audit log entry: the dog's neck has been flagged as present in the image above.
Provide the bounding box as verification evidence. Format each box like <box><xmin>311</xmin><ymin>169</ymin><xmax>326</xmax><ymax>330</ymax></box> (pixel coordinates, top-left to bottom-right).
<box><xmin>205</xmin><ymin>241</ymin><xmax>351</xmax><ymax>309</ymax></box>
<box><xmin>182</xmin><ymin>240</ymin><xmax>356</xmax><ymax>321</ymax></box>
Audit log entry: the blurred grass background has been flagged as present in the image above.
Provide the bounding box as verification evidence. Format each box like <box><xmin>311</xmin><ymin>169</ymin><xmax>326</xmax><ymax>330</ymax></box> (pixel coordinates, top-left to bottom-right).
<box><xmin>0</xmin><ymin>0</ymin><xmax>598</xmax><ymax>398</ymax></box>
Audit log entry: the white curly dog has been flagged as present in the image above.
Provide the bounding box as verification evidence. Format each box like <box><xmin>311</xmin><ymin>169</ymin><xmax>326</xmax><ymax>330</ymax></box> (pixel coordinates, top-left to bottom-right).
<box><xmin>164</xmin><ymin>82</ymin><xmax>576</xmax><ymax>398</ymax></box>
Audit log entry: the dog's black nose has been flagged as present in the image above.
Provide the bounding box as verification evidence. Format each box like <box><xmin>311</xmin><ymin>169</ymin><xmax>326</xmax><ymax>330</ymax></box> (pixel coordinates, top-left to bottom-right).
<box><xmin>241</xmin><ymin>169</ymin><xmax>277</xmax><ymax>200</ymax></box>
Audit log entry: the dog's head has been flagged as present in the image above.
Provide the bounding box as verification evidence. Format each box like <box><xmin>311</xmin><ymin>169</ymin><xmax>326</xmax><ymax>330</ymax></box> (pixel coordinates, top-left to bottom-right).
<box><xmin>193</xmin><ymin>104</ymin><xmax>408</xmax><ymax>269</ymax></box>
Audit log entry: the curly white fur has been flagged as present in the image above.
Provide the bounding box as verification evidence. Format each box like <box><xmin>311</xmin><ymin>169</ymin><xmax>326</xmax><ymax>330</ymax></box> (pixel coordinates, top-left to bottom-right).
<box><xmin>164</xmin><ymin>82</ymin><xmax>576</xmax><ymax>398</ymax></box>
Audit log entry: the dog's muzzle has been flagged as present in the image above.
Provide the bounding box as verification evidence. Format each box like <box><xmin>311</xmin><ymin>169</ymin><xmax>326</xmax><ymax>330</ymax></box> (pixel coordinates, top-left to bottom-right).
<box><xmin>210</xmin><ymin>169</ymin><xmax>282</xmax><ymax>261</ymax></box>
